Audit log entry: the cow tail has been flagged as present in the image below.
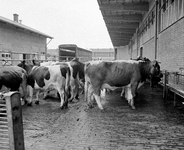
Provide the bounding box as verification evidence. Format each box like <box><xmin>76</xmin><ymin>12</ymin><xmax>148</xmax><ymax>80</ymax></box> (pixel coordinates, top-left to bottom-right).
<box><xmin>84</xmin><ymin>63</ymin><xmax>90</xmax><ymax>102</ymax></box>
<box><xmin>21</xmin><ymin>71</ymin><xmax>28</xmax><ymax>104</ymax></box>
<box><xmin>84</xmin><ymin>75</ymin><xmax>89</xmax><ymax>102</ymax></box>
<box><xmin>65</xmin><ymin>67</ymin><xmax>71</xmax><ymax>98</ymax></box>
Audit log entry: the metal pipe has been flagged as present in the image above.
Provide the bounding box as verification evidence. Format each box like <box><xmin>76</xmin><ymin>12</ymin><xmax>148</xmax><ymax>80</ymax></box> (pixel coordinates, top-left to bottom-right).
<box><xmin>155</xmin><ymin>0</ymin><xmax>158</xmax><ymax>59</ymax></box>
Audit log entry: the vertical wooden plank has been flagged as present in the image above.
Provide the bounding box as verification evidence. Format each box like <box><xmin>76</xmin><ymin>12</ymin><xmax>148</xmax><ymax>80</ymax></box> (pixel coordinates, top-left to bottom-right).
<box><xmin>5</xmin><ymin>92</ymin><xmax>25</xmax><ymax>150</ymax></box>
<box><xmin>6</xmin><ymin>93</ymin><xmax>15</xmax><ymax>150</ymax></box>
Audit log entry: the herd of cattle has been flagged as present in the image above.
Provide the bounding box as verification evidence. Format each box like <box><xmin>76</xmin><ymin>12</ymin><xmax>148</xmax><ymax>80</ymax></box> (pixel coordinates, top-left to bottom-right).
<box><xmin>0</xmin><ymin>57</ymin><xmax>162</xmax><ymax>110</ymax></box>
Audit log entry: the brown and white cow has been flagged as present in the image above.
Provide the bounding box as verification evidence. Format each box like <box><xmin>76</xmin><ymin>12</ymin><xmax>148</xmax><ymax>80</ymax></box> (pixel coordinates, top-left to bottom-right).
<box><xmin>0</xmin><ymin>66</ymin><xmax>27</xmax><ymax>104</ymax></box>
<box><xmin>18</xmin><ymin>61</ymin><xmax>70</xmax><ymax>109</ymax></box>
<box><xmin>84</xmin><ymin>59</ymin><xmax>160</xmax><ymax>110</ymax></box>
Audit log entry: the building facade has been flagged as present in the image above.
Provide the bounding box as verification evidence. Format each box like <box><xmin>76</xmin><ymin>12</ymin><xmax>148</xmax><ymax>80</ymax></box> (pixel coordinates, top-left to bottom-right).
<box><xmin>0</xmin><ymin>14</ymin><xmax>53</xmax><ymax>65</ymax></box>
<box><xmin>91</xmin><ymin>48</ymin><xmax>114</xmax><ymax>61</ymax></box>
<box><xmin>114</xmin><ymin>0</ymin><xmax>184</xmax><ymax>72</ymax></box>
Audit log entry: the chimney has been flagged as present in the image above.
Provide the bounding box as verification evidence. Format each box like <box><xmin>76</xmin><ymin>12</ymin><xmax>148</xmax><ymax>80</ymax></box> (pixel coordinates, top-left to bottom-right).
<box><xmin>13</xmin><ymin>14</ymin><xmax>19</xmax><ymax>22</ymax></box>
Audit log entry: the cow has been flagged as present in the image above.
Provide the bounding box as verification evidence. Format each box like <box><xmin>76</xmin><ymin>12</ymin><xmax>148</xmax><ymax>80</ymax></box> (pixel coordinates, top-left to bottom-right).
<box><xmin>0</xmin><ymin>66</ymin><xmax>27</xmax><ymax>104</ymax></box>
<box><xmin>17</xmin><ymin>61</ymin><xmax>70</xmax><ymax>109</ymax></box>
<box><xmin>39</xmin><ymin>58</ymin><xmax>85</xmax><ymax>101</ymax></box>
<box><xmin>84</xmin><ymin>59</ymin><xmax>160</xmax><ymax>110</ymax></box>
<box><xmin>120</xmin><ymin>57</ymin><xmax>162</xmax><ymax>97</ymax></box>
<box><xmin>55</xmin><ymin>58</ymin><xmax>85</xmax><ymax>102</ymax></box>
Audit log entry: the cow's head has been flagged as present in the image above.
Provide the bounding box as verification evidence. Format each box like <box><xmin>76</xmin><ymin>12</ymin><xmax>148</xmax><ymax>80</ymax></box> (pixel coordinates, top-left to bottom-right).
<box><xmin>150</xmin><ymin>60</ymin><xmax>160</xmax><ymax>77</ymax></box>
<box><xmin>17</xmin><ymin>61</ymin><xmax>33</xmax><ymax>74</ymax></box>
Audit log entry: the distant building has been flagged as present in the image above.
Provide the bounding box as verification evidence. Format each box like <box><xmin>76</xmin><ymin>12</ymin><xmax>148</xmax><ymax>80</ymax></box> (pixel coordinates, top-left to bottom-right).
<box><xmin>0</xmin><ymin>14</ymin><xmax>53</xmax><ymax>65</ymax></box>
<box><xmin>91</xmin><ymin>48</ymin><xmax>114</xmax><ymax>61</ymax></box>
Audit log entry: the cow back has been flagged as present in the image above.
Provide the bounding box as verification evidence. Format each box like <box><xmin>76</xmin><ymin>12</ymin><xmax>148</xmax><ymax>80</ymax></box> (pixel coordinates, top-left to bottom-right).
<box><xmin>27</xmin><ymin>66</ymin><xmax>50</xmax><ymax>88</ymax></box>
<box><xmin>85</xmin><ymin>60</ymin><xmax>141</xmax><ymax>87</ymax></box>
<box><xmin>59</xmin><ymin>63</ymin><xmax>71</xmax><ymax>78</ymax></box>
<box><xmin>70</xmin><ymin>59</ymin><xmax>84</xmax><ymax>80</ymax></box>
<box><xmin>0</xmin><ymin>66</ymin><xmax>27</xmax><ymax>91</ymax></box>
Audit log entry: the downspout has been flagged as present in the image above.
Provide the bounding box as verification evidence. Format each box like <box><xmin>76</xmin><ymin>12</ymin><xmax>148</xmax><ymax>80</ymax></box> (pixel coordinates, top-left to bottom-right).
<box><xmin>114</xmin><ymin>48</ymin><xmax>117</xmax><ymax>60</ymax></box>
<box><xmin>136</xmin><ymin>29</ymin><xmax>139</xmax><ymax>57</ymax></box>
<box><xmin>131</xmin><ymin>41</ymin><xmax>133</xmax><ymax>59</ymax></box>
<box><xmin>155</xmin><ymin>0</ymin><xmax>158</xmax><ymax>59</ymax></box>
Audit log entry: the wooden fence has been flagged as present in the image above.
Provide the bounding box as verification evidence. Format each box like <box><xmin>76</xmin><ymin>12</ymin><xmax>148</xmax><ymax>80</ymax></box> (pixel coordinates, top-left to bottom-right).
<box><xmin>0</xmin><ymin>92</ymin><xmax>25</xmax><ymax>150</ymax></box>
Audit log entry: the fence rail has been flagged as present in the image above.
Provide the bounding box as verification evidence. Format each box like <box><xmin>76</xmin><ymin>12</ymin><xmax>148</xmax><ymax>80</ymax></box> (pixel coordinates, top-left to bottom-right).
<box><xmin>161</xmin><ymin>70</ymin><xmax>184</xmax><ymax>106</ymax></box>
<box><xmin>0</xmin><ymin>92</ymin><xmax>25</xmax><ymax>150</ymax></box>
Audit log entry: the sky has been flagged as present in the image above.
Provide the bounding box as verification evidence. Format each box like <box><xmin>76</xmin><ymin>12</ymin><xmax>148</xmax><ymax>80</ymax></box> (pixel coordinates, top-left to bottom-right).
<box><xmin>0</xmin><ymin>0</ymin><xmax>113</xmax><ymax>49</ymax></box>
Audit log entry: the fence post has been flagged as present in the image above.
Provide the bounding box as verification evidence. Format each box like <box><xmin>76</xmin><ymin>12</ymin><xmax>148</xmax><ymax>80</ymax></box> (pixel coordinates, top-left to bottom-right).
<box><xmin>4</xmin><ymin>92</ymin><xmax>25</xmax><ymax>150</ymax></box>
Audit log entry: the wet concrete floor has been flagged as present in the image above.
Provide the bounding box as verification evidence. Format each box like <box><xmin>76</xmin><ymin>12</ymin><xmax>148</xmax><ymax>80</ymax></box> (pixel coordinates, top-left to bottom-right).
<box><xmin>22</xmin><ymin>83</ymin><xmax>184</xmax><ymax>150</ymax></box>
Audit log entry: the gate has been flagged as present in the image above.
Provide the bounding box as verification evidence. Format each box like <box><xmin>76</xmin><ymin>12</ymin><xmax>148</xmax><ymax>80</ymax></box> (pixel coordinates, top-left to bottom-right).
<box><xmin>0</xmin><ymin>92</ymin><xmax>25</xmax><ymax>150</ymax></box>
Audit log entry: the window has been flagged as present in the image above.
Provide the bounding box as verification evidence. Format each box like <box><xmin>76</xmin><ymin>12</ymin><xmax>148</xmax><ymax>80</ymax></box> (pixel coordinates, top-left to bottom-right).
<box><xmin>159</xmin><ymin>0</ymin><xmax>184</xmax><ymax>32</ymax></box>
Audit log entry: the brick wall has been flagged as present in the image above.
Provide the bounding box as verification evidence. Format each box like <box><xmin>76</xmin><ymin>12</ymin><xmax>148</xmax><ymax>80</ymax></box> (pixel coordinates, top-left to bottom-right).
<box><xmin>0</xmin><ymin>23</ymin><xmax>46</xmax><ymax>63</ymax></box>
<box><xmin>142</xmin><ymin>38</ymin><xmax>155</xmax><ymax>60</ymax></box>
<box><xmin>158</xmin><ymin>18</ymin><xmax>184</xmax><ymax>71</ymax></box>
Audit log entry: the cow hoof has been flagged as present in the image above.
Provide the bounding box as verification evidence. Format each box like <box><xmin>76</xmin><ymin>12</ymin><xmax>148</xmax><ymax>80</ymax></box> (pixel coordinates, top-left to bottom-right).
<box><xmin>60</xmin><ymin>104</ymin><xmax>68</xmax><ymax>109</ymax></box>
<box><xmin>87</xmin><ymin>103</ymin><xmax>94</xmax><ymax>109</ymax></box>
<box><xmin>43</xmin><ymin>96</ymin><xmax>48</xmax><ymax>99</ymax></box>
<box><xmin>131</xmin><ymin>105</ymin><xmax>136</xmax><ymax>110</ymax></box>
<box><xmin>27</xmin><ymin>102</ymin><xmax>32</xmax><ymax>106</ymax></box>
<box><xmin>99</xmin><ymin>107</ymin><xmax>104</xmax><ymax>110</ymax></box>
<box><xmin>24</xmin><ymin>100</ymin><xmax>28</xmax><ymax>105</ymax></box>
<box><xmin>75</xmin><ymin>95</ymin><xmax>79</xmax><ymax>100</ymax></box>
<box><xmin>101</xmin><ymin>108</ymin><xmax>106</xmax><ymax>113</ymax></box>
<box><xmin>68</xmin><ymin>98</ymin><xmax>74</xmax><ymax>103</ymax></box>
<box><xmin>35</xmin><ymin>101</ymin><xmax>39</xmax><ymax>105</ymax></box>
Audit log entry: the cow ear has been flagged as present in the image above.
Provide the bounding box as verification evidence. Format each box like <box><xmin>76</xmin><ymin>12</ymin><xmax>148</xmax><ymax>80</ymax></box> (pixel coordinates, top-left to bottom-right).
<box><xmin>22</xmin><ymin>60</ymin><xmax>25</xmax><ymax>64</ymax></box>
<box><xmin>152</xmin><ymin>60</ymin><xmax>157</xmax><ymax>66</ymax></box>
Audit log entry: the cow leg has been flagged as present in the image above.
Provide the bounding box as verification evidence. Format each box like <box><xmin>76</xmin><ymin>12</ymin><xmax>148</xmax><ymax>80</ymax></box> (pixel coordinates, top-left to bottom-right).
<box><xmin>57</xmin><ymin>87</ymin><xmax>67</xmax><ymax>109</ymax></box>
<box><xmin>27</xmin><ymin>86</ymin><xmax>33</xmax><ymax>106</ymax></box>
<box><xmin>131</xmin><ymin>82</ymin><xmax>138</xmax><ymax>98</ymax></box>
<box><xmin>43</xmin><ymin>90</ymin><xmax>49</xmax><ymax>99</ymax></box>
<box><xmin>84</xmin><ymin>81</ymin><xmax>89</xmax><ymax>102</ymax></box>
<box><xmin>64</xmin><ymin>88</ymin><xmax>69</xmax><ymax>109</ymax></box>
<box><xmin>20</xmin><ymin>73</ymin><xmax>27</xmax><ymax>105</ymax></box>
<box><xmin>125</xmin><ymin>84</ymin><xmax>135</xmax><ymax>109</ymax></box>
<box><xmin>69</xmin><ymin>80</ymin><xmax>79</xmax><ymax>102</ymax></box>
<box><xmin>93</xmin><ymin>93</ymin><xmax>103</xmax><ymax>110</ymax></box>
<box><xmin>68</xmin><ymin>86</ymin><xmax>75</xmax><ymax>102</ymax></box>
<box><xmin>86</xmin><ymin>84</ymin><xmax>94</xmax><ymax>108</ymax></box>
<box><xmin>120</xmin><ymin>87</ymin><xmax>125</xmax><ymax>97</ymax></box>
<box><xmin>79</xmin><ymin>80</ymin><xmax>84</xmax><ymax>94</ymax></box>
<box><xmin>35</xmin><ymin>90</ymin><xmax>40</xmax><ymax>104</ymax></box>
<box><xmin>129</xmin><ymin>82</ymin><xmax>139</xmax><ymax>109</ymax></box>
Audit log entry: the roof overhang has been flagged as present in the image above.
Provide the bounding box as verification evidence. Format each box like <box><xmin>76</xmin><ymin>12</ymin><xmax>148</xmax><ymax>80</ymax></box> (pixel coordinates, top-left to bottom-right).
<box><xmin>97</xmin><ymin>0</ymin><xmax>149</xmax><ymax>47</ymax></box>
<box><xmin>0</xmin><ymin>15</ymin><xmax>53</xmax><ymax>39</ymax></box>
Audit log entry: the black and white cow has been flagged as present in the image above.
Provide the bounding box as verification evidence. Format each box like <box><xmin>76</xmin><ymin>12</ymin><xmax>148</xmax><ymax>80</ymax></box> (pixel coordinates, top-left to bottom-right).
<box><xmin>46</xmin><ymin>58</ymin><xmax>85</xmax><ymax>102</ymax></box>
<box><xmin>58</xmin><ymin>58</ymin><xmax>85</xmax><ymax>102</ymax></box>
<box><xmin>84</xmin><ymin>59</ymin><xmax>161</xmax><ymax>110</ymax></box>
<box><xmin>18</xmin><ymin>61</ymin><xmax>70</xmax><ymax>109</ymax></box>
<box><xmin>0</xmin><ymin>65</ymin><xmax>27</xmax><ymax>103</ymax></box>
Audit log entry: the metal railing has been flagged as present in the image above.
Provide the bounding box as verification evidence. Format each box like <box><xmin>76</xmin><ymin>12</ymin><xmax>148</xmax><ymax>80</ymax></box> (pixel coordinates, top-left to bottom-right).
<box><xmin>0</xmin><ymin>92</ymin><xmax>25</xmax><ymax>150</ymax></box>
<box><xmin>161</xmin><ymin>70</ymin><xmax>184</xmax><ymax>106</ymax></box>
